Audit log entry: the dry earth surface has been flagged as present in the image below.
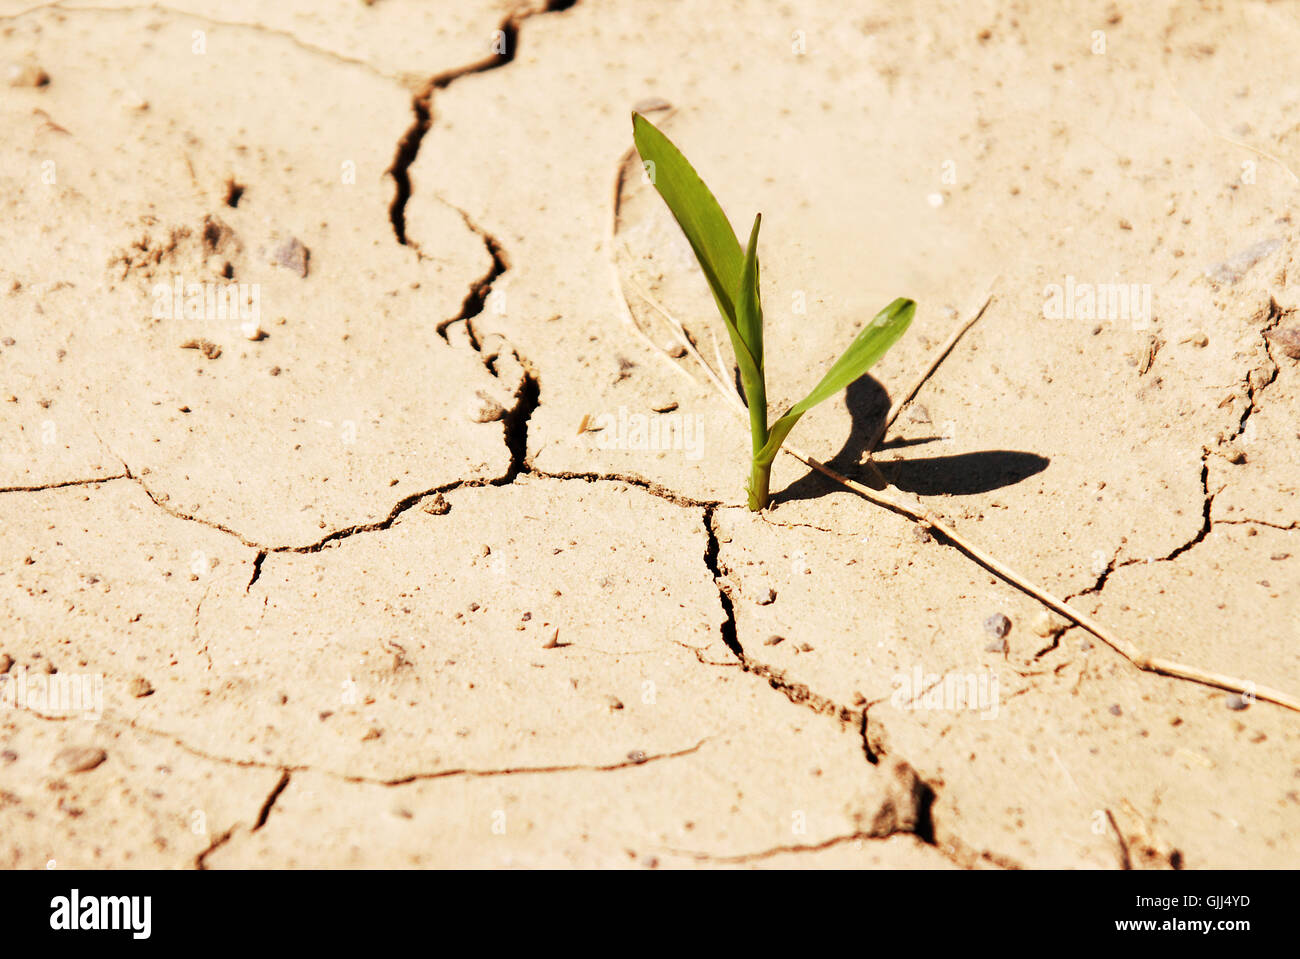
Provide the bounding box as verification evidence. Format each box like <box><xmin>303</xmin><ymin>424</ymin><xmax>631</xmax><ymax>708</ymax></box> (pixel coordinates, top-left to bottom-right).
<box><xmin>0</xmin><ymin>0</ymin><xmax>1297</xmax><ymax>868</ymax></box>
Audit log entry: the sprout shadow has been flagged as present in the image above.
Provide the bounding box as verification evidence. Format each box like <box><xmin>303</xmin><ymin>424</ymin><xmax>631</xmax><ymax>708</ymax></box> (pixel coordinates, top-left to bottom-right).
<box><xmin>772</xmin><ymin>376</ymin><xmax>1049</xmax><ymax>507</ymax></box>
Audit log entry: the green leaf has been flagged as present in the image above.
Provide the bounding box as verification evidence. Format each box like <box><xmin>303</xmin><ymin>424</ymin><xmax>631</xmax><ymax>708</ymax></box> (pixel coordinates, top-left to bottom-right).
<box><xmin>737</xmin><ymin>214</ymin><xmax>768</xmax><ymax>453</ymax></box>
<box><xmin>755</xmin><ymin>297</ymin><xmax>915</xmax><ymax>464</ymax></box>
<box><xmin>736</xmin><ymin>213</ymin><xmax>765</xmax><ymax>375</ymax></box>
<box><xmin>631</xmin><ymin>113</ymin><xmax>761</xmax><ymax>376</ymax></box>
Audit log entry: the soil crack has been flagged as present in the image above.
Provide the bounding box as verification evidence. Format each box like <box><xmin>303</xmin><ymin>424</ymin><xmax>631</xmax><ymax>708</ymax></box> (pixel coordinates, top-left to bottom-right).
<box><xmin>386</xmin><ymin>0</ymin><xmax>581</xmax><ymax>244</ymax></box>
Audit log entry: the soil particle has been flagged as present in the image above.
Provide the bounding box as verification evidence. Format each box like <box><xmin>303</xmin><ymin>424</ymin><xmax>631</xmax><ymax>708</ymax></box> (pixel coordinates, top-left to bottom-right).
<box><xmin>1136</xmin><ymin>335</ymin><xmax>1163</xmax><ymax>375</ymax></box>
<box><xmin>127</xmin><ymin>676</ymin><xmax>154</xmax><ymax>698</ymax></box>
<box><xmin>983</xmin><ymin>613</ymin><xmax>1011</xmax><ymax>638</ymax></box>
<box><xmin>271</xmin><ymin>236</ymin><xmax>310</xmax><ymax>277</ymax></box>
<box><xmin>869</xmin><ymin>761</ymin><xmax>935</xmax><ymax>840</ymax></box>
<box><xmin>6</xmin><ymin>62</ymin><xmax>49</xmax><ymax>87</ymax></box>
<box><xmin>180</xmin><ymin>338</ymin><xmax>222</xmax><ymax>360</ymax></box>
<box><xmin>1265</xmin><ymin>325</ymin><xmax>1300</xmax><ymax>360</ymax></box>
<box><xmin>1225</xmin><ymin>694</ymin><xmax>1250</xmax><ymax>711</ymax></box>
<box><xmin>52</xmin><ymin>747</ymin><xmax>107</xmax><ymax>774</ymax></box>
<box><xmin>1030</xmin><ymin>610</ymin><xmax>1064</xmax><ymax>637</ymax></box>
<box><xmin>201</xmin><ymin>215</ymin><xmax>237</xmax><ymax>254</ymax></box>
<box><xmin>421</xmin><ymin>492</ymin><xmax>451</xmax><ymax>515</ymax></box>
<box><xmin>1205</xmin><ymin>237</ymin><xmax>1281</xmax><ymax>284</ymax></box>
<box><xmin>468</xmin><ymin>390</ymin><xmax>506</xmax><ymax>423</ymax></box>
<box><xmin>756</xmin><ymin>588</ymin><xmax>776</xmax><ymax>606</ymax></box>
<box><xmin>1221</xmin><ymin>443</ymin><xmax>1247</xmax><ymax>465</ymax></box>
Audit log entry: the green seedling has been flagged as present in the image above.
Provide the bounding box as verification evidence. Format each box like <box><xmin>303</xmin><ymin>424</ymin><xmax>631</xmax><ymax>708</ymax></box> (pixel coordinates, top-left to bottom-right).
<box><xmin>632</xmin><ymin>112</ymin><xmax>915</xmax><ymax>511</ymax></box>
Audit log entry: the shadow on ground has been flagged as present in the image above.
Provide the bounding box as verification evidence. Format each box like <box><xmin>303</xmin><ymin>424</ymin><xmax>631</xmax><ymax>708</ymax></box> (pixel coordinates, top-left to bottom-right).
<box><xmin>773</xmin><ymin>377</ymin><xmax>1050</xmax><ymax>506</ymax></box>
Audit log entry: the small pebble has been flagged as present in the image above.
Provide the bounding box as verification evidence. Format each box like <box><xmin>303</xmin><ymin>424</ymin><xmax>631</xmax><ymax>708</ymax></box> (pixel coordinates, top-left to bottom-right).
<box><xmin>627</xmin><ymin>750</ymin><xmax>647</xmax><ymax>763</ymax></box>
<box><xmin>763</xmin><ymin>635</ymin><xmax>784</xmax><ymax>646</ymax></box>
<box><xmin>180</xmin><ymin>338</ymin><xmax>222</xmax><ymax>360</ymax></box>
<box><xmin>6</xmin><ymin>62</ymin><xmax>50</xmax><ymax>87</ymax></box>
<box><xmin>984</xmin><ymin>638</ymin><xmax>1007</xmax><ymax>654</ymax></box>
<box><xmin>1226</xmin><ymin>693</ymin><xmax>1250</xmax><ymax>711</ymax></box>
<box><xmin>756</xmin><ymin>588</ymin><xmax>776</xmax><ymax>606</ymax></box>
<box><xmin>1265</xmin><ymin>325</ymin><xmax>1300</xmax><ymax>360</ymax></box>
<box><xmin>468</xmin><ymin>391</ymin><xmax>506</xmax><ymax>423</ymax></box>
<box><xmin>912</xmin><ymin>526</ymin><xmax>933</xmax><ymax>544</ymax></box>
<box><xmin>1109</xmin><ymin>704</ymin><xmax>1123</xmax><ymax>716</ymax></box>
<box><xmin>127</xmin><ymin>676</ymin><xmax>154</xmax><ymax>698</ymax></box>
<box><xmin>421</xmin><ymin>493</ymin><xmax>450</xmax><ymax>515</ymax></box>
<box><xmin>983</xmin><ymin>613</ymin><xmax>1012</xmax><ymax>639</ymax></box>
<box><xmin>1189</xmin><ymin>332</ymin><xmax>1209</xmax><ymax>347</ymax></box>
<box><xmin>1271</xmin><ymin>552</ymin><xmax>1290</xmax><ymax>561</ymax></box>
<box><xmin>52</xmin><ymin>747</ymin><xmax>107</xmax><ymax>774</ymax></box>
<box><xmin>1030</xmin><ymin>610</ymin><xmax>1062</xmax><ymax>637</ymax></box>
<box><xmin>0</xmin><ymin>653</ymin><xmax>12</xmax><ymax>674</ymax></box>
<box><xmin>1205</xmin><ymin>237</ymin><xmax>1281</xmax><ymax>285</ymax></box>
<box><xmin>271</xmin><ymin>237</ymin><xmax>310</xmax><ymax>278</ymax></box>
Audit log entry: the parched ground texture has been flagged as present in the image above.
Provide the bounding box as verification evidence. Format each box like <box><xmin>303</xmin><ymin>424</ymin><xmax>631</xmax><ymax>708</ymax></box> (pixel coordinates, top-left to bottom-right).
<box><xmin>0</xmin><ymin>0</ymin><xmax>1297</xmax><ymax>868</ymax></box>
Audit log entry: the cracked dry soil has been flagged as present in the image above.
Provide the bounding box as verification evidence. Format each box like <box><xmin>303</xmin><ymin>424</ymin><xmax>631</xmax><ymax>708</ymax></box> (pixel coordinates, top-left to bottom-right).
<box><xmin>1</xmin><ymin>0</ymin><xmax>1298</xmax><ymax>869</ymax></box>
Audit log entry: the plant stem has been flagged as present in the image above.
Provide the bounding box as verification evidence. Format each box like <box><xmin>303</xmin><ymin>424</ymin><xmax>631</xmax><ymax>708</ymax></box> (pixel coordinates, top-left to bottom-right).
<box><xmin>745</xmin><ymin>364</ymin><xmax>769</xmax><ymax>510</ymax></box>
<box><xmin>747</xmin><ymin>456</ymin><xmax>771</xmax><ymax>511</ymax></box>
